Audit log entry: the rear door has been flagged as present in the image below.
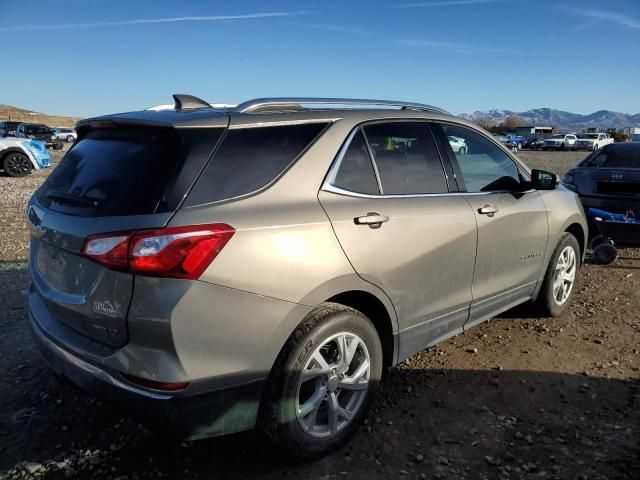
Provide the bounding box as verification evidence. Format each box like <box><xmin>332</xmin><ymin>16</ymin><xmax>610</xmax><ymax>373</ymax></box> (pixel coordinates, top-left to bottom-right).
<box><xmin>319</xmin><ymin>120</ymin><xmax>477</xmax><ymax>361</ymax></box>
<box><xmin>28</xmin><ymin>123</ymin><xmax>226</xmax><ymax>347</ymax></box>
<box><xmin>433</xmin><ymin>123</ymin><xmax>549</xmax><ymax>327</ymax></box>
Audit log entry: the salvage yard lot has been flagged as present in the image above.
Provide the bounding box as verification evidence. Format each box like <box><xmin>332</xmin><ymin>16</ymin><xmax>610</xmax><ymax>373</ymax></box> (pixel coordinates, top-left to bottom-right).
<box><xmin>0</xmin><ymin>149</ymin><xmax>638</xmax><ymax>479</ymax></box>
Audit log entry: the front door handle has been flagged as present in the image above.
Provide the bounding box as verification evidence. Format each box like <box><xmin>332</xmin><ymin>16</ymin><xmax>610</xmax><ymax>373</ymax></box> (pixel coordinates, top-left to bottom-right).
<box><xmin>354</xmin><ymin>212</ymin><xmax>389</xmax><ymax>228</ymax></box>
<box><xmin>478</xmin><ymin>204</ymin><xmax>499</xmax><ymax>217</ymax></box>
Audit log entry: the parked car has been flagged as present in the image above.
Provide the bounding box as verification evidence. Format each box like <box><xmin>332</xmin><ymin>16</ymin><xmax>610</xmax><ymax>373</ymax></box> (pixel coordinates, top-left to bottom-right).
<box><xmin>492</xmin><ymin>134</ymin><xmax>519</xmax><ymax>153</ymax></box>
<box><xmin>447</xmin><ymin>135</ymin><xmax>468</xmax><ymax>153</ymax></box>
<box><xmin>0</xmin><ymin>121</ymin><xmax>21</xmax><ymax>137</ymax></box>
<box><xmin>16</xmin><ymin>123</ymin><xmax>64</xmax><ymax>150</ymax></box>
<box><xmin>27</xmin><ymin>95</ymin><xmax>587</xmax><ymax>458</ymax></box>
<box><xmin>52</xmin><ymin>127</ymin><xmax>77</xmax><ymax>142</ymax></box>
<box><xmin>543</xmin><ymin>134</ymin><xmax>578</xmax><ymax>151</ymax></box>
<box><xmin>0</xmin><ymin>137</ymin><xmax>51</xmax><ymax>177</ymax></box>
<box><xmin>562</xmin><ymin>142</ymin><xmax>640</xmax><ymax>219</ymax></box>
<box><xmin>573</xmin><ymin>133</ymin><xmax>614</xmax><ymax>152</ymax></box>
<box><xmin>507</xmin><ymin>134</ymin><xmax>526</xmax><ymax>148</ymax></box>
<box><xmin>524</xmin><ymin>136</ymin><xmax>545</xmax><ymax>150</ymax></box>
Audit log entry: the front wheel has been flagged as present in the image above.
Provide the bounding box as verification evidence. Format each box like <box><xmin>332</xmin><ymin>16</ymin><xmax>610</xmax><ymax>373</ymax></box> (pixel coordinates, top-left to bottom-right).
<box><xmin>66</xmin><ymin>135</ymin><xmax>74</xmax><ymax>142</ymax></box>
<box><xmin>535</xmin><ymin>233</ymin><xmax>580</xmax><ymax>316</ymax></box>
<box><xmin>2</xmin><ymin>152</ymin><xmax>32</xmax><ymax>177</ymax></box>
<box><xmin>260</xmin><ymin>303</ymin><xmax>383</xmax><ymax>459</ymax></box>
<box><xmin>459</xmin><ymin>146</ymin><xmax>467</xmax><ymax>155</ymax></box>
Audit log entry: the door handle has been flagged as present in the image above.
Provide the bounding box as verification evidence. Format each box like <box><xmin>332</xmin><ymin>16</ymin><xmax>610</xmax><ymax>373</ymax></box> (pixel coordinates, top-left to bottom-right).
<box><xmin>478</xmin><ymin>204</ymin><xmax>499</xmax><ymax>217</ymax></box>
<box><xmin>354</xmin><ymin>212</ymin><xmax>389</xmax><ymax>228</ymax></box>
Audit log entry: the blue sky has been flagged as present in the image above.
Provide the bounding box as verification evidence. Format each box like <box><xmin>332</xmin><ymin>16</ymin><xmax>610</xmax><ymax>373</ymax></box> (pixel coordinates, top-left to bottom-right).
<box><xmin>1</xmin><ymin>0</ymin><xmax>639</xmax><ymax>117</ymax></box>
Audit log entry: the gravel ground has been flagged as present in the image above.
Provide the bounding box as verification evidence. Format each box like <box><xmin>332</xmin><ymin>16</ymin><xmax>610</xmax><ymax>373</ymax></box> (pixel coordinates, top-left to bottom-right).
<box><xmin>1</xmin><ymin>149</ymin><xmax>638</xmax><ymax>480</ymax></box>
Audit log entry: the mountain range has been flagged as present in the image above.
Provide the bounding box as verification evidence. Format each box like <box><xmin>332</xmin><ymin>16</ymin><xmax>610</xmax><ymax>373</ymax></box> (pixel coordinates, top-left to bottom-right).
<box><xmin>459</xmin><ymin>108</ymin><xmax>640</xmax><ymax>131</ymax></box>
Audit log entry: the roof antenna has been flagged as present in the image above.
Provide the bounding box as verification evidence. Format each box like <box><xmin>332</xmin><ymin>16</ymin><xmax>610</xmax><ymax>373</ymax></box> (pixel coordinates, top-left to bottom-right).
<box><xmin>173</xmin><ymin>94</ymin><xmax>211</xmax><ymax>110</ymax></box>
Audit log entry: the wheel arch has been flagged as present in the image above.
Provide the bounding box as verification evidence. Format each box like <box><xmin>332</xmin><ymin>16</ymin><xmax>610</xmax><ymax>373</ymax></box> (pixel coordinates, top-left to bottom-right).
<box><xmin>564</xmin><ymin>222</ymin><xmax>586</xmax><ymax>264</ymax></box>
<box><xmin>0</xmin><ymin>146</ymin><xmax>38</xmax><ymax>171</ymax></box>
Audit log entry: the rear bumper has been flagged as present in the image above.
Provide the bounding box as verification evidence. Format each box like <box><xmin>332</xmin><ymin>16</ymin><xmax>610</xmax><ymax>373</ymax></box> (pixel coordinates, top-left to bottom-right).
<box><xmin>29</xmin><ymin>304</ymin><xmax>265</xmax><ymax>440</ymax></box>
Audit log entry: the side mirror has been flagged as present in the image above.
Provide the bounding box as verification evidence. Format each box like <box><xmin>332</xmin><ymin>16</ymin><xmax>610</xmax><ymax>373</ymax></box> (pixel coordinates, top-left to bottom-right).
<box><xmin>531</xmin><ymin>169</ymin><xmax>557</xmax><ymax>190</ymax></box>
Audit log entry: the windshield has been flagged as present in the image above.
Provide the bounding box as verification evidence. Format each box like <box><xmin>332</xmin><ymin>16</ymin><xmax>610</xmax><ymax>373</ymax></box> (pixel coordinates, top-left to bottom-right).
<box><xmin>551</xmin><ymin>134</ymin><xmax>565</xmax><ymax>139</ymax></box>
<box><xmin>584</xmin><ymin>146</ymin><xmax>640</xmax><ymax>168</ymax></box>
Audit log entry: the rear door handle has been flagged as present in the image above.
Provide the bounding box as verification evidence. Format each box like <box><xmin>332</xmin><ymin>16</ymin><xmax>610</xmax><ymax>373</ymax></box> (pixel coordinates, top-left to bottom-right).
<box><xmin>478</xmin><ymin>204</ymin><xmax>499</xmax><ymax>217</ymax></box>
<box><xmin>354</xmin><ymin>212</ymin><xmax>389</xmax><ymax>228</ymax></box>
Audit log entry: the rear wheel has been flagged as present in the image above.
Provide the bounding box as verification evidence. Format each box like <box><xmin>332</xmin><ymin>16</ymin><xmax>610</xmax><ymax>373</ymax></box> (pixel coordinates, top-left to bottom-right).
<box><xmin>459</xmin><ymin>146</ymin><xmax>467</xmax><ymax>154</ymax></box>
<box><xmin>2</xmin><ymin>152</ymin><xmax>32</xmax><ymax>177</ymax></box>
<box><xmin>535</xmin><ymin>233</ymin><xmax>580</xmax><ymax>316</ymax></box>
<box><xmin>260</xmin><ymin>303</ymin><xmax>383</xmax><ymax>459</ymax></box>
<box><xmin>593</xmin><ymin>242</ymin><xmax>617</xmax><ymax>265</ymax></box>
<box><xmin>67</xmin><ymin>135</ymin><xmax>74</xmax><ymax>142</ymax></box>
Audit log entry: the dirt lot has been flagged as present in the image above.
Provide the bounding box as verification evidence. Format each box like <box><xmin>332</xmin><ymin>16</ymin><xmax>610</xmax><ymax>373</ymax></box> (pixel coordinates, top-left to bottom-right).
<box><xmin>1</xmin><ymin>149</ymin><xmax>638</xmax><ymax>480</ymax></box>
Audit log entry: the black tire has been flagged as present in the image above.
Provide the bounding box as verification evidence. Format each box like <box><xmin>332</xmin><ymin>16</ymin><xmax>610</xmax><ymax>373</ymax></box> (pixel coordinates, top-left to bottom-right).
<box><xmin>589</xmin><ymin>234</ymin><xmax>605</xmax><ymax>251</ymax></box>
<box><xmin>66</xmin><ymin>135</ymin><xmax>74</xmax><ymax>142</ymax></box>
<box><xmin>53</xmin><ymin>142</ymin><xmax>64</xmax><ymax>151</ymax></box>
<box><xmin>560</xmin><ymin>144</ymin><xmax>565</xmax><ymax>150</ymax></box>
<box><xmin>259</xmin><ymin>303</ymin><xmax>383</xmax><ymax>459</ymax></box>
<box><xmin>535</xmin><ymin>233</ymin><xmax>580</xmax><ymax>317</ymax></box>
<box><xmin>459</xmin><ymin>146</ymin><xmax>467</xmax><ymax>155</ymax></box>
<box><xmin>2</xmin><ymin>152</ymin><xmax>32</xmax><ymax>177</ymax></box>
<box><xmin>593</xmin><ymin>243</ymin><xmax>617</xmax><ymax>265</ymax></box>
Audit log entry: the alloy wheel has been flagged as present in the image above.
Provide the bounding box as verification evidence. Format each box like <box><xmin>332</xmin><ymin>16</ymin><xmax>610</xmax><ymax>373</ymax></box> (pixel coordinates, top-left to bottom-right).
<box><xmin>553</xmin><ymin>246</ymin><xmax>576</xmax><ymax>305</ymax></box>
<box><xmin>5</xmin><ymin>154</ymin><xmax>31</xmax><ymax>176</ymax></box>
<box><xmin>296</xmin><ymin>332</ymin><xmax>370</xmax><ymax>438</ymax></box>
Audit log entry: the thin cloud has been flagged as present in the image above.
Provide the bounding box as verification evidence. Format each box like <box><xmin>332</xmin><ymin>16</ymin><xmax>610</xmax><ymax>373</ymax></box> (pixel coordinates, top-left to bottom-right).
<box><xmin>283</xmin><ymin>22</ymin><xmax>365</xmax><ymax>34</ymax></box>
<box><xmin>0</xmin><ymin>11</ymin><xmax>309</xmax><ymax>32</ymax></box>
<box><xmin>560</xmin><ymin>7</ymin><xmax>640</xmax><ymax>29</ymax></box>
<box><xmin>398</xmin><ymin>0</ymin><xmax>508</xmax><ymax>7</ymax></box>
<box><xmin>397</xmin><ymin>39</ymin><xmax>509</xmax><ymax>54</ymax></box>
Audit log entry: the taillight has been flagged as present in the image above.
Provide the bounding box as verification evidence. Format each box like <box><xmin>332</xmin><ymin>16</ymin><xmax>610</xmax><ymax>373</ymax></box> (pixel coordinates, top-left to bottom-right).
<box><xmin>82</xmin><ymin>224</ymin><xmax>234</xmax><ymax>279</ymax></box>
<box><xmin>121</xmin><ymin>373</ymin><xmax>189</xmax><ymax>392</ymax></box>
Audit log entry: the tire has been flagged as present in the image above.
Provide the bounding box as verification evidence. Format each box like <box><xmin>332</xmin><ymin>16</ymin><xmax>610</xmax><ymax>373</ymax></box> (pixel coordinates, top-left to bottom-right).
<box><xmin>535</xmin><ymin>233</ymin><xmax>580</xmax><ymax>317</ymax></box>
<box><xmin>593</xmin><ymin>243</ymin><xmax>617</xmax><ymax>265</ymax></box>
<box><xmin>66</xmin><ymin>135</ymin><xmax>74</xmax><ymax>142</ymax></box>
<box><xmin>560</xmin><ymin>143</ymin><xmax>565</xmax><ymax>150</ymax></box>
<box><xmin>592</xmin><ymin>144</ymin><xmax>598</xmax><ymax>152</ymax></box>
<box><xmin>589</xmin><ymin>234</ymin><xmax>605</xmax><ymax>251</ymax></box>
<box><xmin>459</xmin><ymin>146</ymin><xmax>467</xmax><ymax>155</ymax></box>
<box><xmin>260</xmin><ymin>303</ymin><xmax>383</xmax><ymax>459</ymax></box>
<box><xmin>2</xmin><ymin>152</ymin><xmax>32</xmax><ymax>177</ymax></box>
<box><xmin>53</xmin><ymin>142</ymin><xmax>64</xmax><ymax>151</ymax></box>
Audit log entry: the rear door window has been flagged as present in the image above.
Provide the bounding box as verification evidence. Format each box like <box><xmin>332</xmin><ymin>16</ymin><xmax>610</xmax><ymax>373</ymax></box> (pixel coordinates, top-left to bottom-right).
<box><xmin>37</xmin><ymin>126</ymin><xmax>193</xmax><ymax>216</ymax></box>
<box><xmin>185</xmin><ymin>122</ymin><xmax>328</xmax><ymax>206</ymax></box>
<box><xmin>362</xmin><ymin>121</ymin><xmax>448</xmax><ymax>195</ymax></box>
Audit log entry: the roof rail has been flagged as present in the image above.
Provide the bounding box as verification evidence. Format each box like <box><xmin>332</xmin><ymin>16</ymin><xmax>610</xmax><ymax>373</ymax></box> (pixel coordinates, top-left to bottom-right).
<box><xmin>233</xmin><ymin>97</ymin><xmax>449</xmax><ymax>115</ymax></box>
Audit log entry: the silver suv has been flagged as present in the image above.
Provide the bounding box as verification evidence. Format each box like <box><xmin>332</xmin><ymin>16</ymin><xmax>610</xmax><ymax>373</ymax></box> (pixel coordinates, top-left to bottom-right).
<box><xmin>27</xmin><ymin>96</ymin><xmax>587</xmax><ymax>458</ymax></box>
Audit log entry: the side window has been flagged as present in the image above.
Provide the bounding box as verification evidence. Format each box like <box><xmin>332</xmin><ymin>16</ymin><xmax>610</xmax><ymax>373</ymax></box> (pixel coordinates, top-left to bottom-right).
<box><xmin>185</xmin><ymin>122</ymin><xmax>328</xmax><ymax>206</ymax></box>
<box><xmin>441</xmin><ymin>124</ymin><xmax>521</xmax><ymax>192</ymax></box>
<box><xmin>332</xmin><ymin>130</ymin><xmax>380</xmax><ymax>195</ymax></box>
<box><xmin>362</xmin><ymin>122</ymin><xmax>448</xmax><ymax>194</ymax></box>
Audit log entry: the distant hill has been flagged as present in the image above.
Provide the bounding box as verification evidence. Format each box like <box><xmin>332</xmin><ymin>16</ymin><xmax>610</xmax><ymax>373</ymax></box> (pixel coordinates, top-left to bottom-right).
<box><xmin>459</xmin><ymin>108</ymin><xmax>640</xmax><ymax>131</ymax></box>
<box><xmin>0</xmin><ymin>104</ymin><xmax>80</xmax><ymax>128</ymax></box>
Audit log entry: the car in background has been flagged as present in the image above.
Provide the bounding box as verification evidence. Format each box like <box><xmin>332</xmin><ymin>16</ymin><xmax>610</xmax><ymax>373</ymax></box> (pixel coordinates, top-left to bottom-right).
<box><xmin>492</xmin><ymin>134</ymin><xmax>519</xmax><ymax>153</ymax></box>
<box><xmin>0</xmin><ymin>137</ymin><xmax>51</xmax><ymax>177</ymax></box>
<box><xmin>524</xmin><ymin>136</ymin><xmax>545</xmax><ymax>150</ymax></box>
<box><xmin>562</xmin><ymin>142</ymin><xmax>640</xmax><ymax>216</ymax></box>
<box><xmin>52</xmin><ymin>127</ymin><xmax>77</xmax><ymax>142</ymax></box>
<box><xmin>507</xmin><ymin>134</ymin><xmax>526</xmax><ymax>149</ymax></box>
<box><xmin>0</xmin><ymin>121</ymin><xmax>21</xmax><ymax>138</ymax></box>
<box><xmin>543</xmin><ymin>134</ymin><xmax>577</xmax><ymax>151</ymax></box>
<box><xmin>448</xmin><ymin>135</ymin><xmax>468</xmax><ymax>154</ymax></box>
<box><xmin>573</xmin><ymin>133</ymin><xmax>614</xmax><ymax>152</ymax></box>
<box><xmin>16</xmin><ymin>123</ymin><xmax>64</xmax><ymax>150</ymax></box>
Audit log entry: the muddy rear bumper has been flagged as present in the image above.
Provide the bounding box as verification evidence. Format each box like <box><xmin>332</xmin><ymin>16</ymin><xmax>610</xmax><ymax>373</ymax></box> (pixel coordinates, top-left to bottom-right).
<box><xmin>28</xmin><ymin>306</ymin><xmax>264</xmax><ymax>441</ymax></box>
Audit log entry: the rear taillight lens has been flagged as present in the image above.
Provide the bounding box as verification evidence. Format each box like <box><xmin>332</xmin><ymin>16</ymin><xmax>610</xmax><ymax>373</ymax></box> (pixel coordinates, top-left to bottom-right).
<box><xmin>82</xmin><ymin>224</ymin><xmax>234</xmax><ymax>279</ymax></box>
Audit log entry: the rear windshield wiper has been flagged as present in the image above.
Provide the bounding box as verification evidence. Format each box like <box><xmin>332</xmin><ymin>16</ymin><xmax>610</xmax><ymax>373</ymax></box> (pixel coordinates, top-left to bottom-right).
<box><xmin>45</xmin><ymin>191</ymin><xmax>101</xmax><ymax>208</ymax></box>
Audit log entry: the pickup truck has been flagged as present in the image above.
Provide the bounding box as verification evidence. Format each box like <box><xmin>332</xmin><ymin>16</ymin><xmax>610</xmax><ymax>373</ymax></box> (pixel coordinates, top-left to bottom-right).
<box><xmin>573</xmin><ymin>133</ymin><xmax>614</xmax><ymax>151</ymax></box>
<box><xmin>543</xmin><ymin>134</ymin><xmax>578</xmax><ymax>151</ymax></box>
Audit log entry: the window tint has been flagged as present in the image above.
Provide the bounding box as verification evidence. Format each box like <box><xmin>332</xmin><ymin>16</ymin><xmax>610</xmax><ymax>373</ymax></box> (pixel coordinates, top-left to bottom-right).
<box><xmin>186</xmin><ymin>122</ymin><xmax>327</xmax><ymax>206</ymax></box>
<box><xmin>585</xmin><ymin>146</ymin><xmax>640</xmax><ymax>168</ymax></box>
<box><xmin>37</xmin><ymin>126</ymin><xmax>187</xmax><ymax>216</ymax></box>
<box><xmin>441</xmin><ymin>124</ymin><xmax>521</xmax><ymax>192</ymax></box>
<box><xmin>362</xmin><ymin>122</ymin><xmax>447</xmax><ymax>194</ymax></box>
<box><xmin>332</xmin><ymin>130</ymin><xmax>380</xmax><ymax>195</ymax></box>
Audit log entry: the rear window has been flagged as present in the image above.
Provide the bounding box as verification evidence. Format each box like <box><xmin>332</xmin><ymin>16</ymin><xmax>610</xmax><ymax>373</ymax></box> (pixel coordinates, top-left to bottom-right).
<box><xmin>185</xmin><ymin>122</ymin><xmax>328</xmax><ymax>206</ymax></box>
<box><xmin>584</xmin><ymin>146</ymin><xmax>640</xmax><ymax>168</ymax></box>
<box><xmin>37</xmin><ymin>126</ymin><xmax>187</xmax><ymax>216</ymax></box>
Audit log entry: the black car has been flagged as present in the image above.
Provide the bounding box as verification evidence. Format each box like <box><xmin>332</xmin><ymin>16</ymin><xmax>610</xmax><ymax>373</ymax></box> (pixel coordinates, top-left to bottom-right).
<box><xmin>15</xmin><ymin>123</ymin><xmax>64</xmax><ymax>150</ymax></box>
<box><xmin>562</xmin><ymin>142</ymin><xmax>640</xmax><ymax>215</ymax></box>
<box><xmin>0</xmin><ymin>121</ymin><xmax>21</xmax><ymax>137</ymax></box>
<box><xmin>492</xmin><ymin>134</ymin><xmax>519</xmax><ymax>153</ymax></box>
<box><xmin>523</xmin><ymin>136</ymin><xmax>545</xmax><ymax>150</ymax></box>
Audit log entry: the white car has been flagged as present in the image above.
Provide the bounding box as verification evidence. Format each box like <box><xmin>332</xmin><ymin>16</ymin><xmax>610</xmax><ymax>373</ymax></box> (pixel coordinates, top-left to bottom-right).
<box><xmin>0</xmin><ymin>137</ymin><xmax>51</xmax><ymax>177</ymax></box>
<box><xmin>52</xmin><ymin>127</ymin><xmax>77</xmax><ymax>142</ymax></box>
<box><xmin>573</xmin><ymin>133</ymin><xmax>614</xmax><ymax>151</ymax></box>
<box><xmin>448</xmin><ymin>135</ymin><xmax>468</xmax><ymax>154</ymax></box>
<box><xmin>543</xmin><ymin>134</ymin><xmax>578</xmax><ymax>151</ymax></box>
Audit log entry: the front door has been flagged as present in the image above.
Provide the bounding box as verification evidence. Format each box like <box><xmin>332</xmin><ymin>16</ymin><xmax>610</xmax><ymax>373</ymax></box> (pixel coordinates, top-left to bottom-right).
<box><xmin>434</xmin><ymin>123</ymin><xmax>549</xmax><ymax>327</ymax></box>
<box><xmin>319</xmin><ymin>121</ymin><xmax>477</xmax><ymax>362</ymax></box>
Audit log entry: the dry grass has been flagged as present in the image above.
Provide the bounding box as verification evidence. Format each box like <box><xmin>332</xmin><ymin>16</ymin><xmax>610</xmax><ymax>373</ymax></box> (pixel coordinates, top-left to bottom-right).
<box><xmin>0</xmin><ymin>104</ymin><xmax>80</xmax><ymax>128</ymax></box>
